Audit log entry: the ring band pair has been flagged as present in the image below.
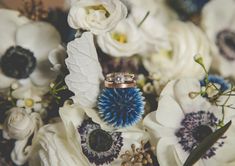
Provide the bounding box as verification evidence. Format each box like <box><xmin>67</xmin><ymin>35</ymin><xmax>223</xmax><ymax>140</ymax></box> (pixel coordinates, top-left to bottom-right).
<box><xmin>104</xmin><ymin>72</ymin><xmax>136</xmax><ymax>88</ymax></box>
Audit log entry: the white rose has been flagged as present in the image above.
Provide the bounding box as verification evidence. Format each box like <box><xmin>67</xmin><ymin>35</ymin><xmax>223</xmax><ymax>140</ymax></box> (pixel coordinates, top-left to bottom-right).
<box><xmin>68</xmin><ymin>0</ymin><xmax>128</xmax><ymax>35</ymax></box>
<box><xmin>3</xmin><ymin>107</ymin><xmax>35</xmax><ymax>140</ymax></box>
<box><xmin>143</xmin><ymin>21</ymin><xmax>212</xmax><ymax>82</ymax></box>
<box><xmin>97</xmin><ymin>17</ymin><xmax>145</xmax><ymax>57</ymax></box>
<box><xmin>201</xmin><ymin>0</ymin><xmax>235</xmax><ymax>78</ymax></box>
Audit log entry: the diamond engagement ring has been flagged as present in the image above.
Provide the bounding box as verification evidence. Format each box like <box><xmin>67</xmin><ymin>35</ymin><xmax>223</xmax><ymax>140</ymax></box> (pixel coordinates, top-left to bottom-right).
<box><xmin>104</xmin><ymin>72</ymin><xmax>136</xmax><ymax>88</ymax></box>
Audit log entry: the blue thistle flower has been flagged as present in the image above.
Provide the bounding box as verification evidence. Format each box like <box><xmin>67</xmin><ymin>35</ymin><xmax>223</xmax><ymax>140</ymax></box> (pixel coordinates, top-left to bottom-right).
<box><xmin>168</xmin><ymin>0</ymin><xmax>209</xmax><ymax>19</ymax></box>
<box><xmin>98</xmin><ymin>88</ymin><xmax>145</xmax><ymax>128</ymax></box>
<box><xmin>200</xmin><ymin>75</ymin><xmax>230</xmax><ymax>93</ymax></box>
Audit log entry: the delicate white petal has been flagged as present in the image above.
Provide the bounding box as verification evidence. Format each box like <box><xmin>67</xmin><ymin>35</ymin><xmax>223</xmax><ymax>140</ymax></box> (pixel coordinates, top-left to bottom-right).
<box><xmin>65</xmin><ymin>32</ymin><xmax>104</xmax><ymax>108</ymax></box>
<box><xmin>143</xmin><ymin>111</ymin><xmax>175</xmax><ymax>146</ymax></box>
<box><xmin>157</xmin><ymin>137</ymin><xmax>181</xmax><ymax>166</ymax></box>
<box><xmin>48</xmin><ymin>45</ymin><xmax>67</xmax><ymax>72</ymax></box>
<box><xmin>174</xmin><ymin>78</ymin><xmax>211</xmax><ymax>112</ymax></box>
<box><xmin>156</xmin><ymin>95</ymin><xmax>184</xmax><ymax>128</ymax></box>
<box><xmin>0</xmin><ymin>9</ymin><xmax>29</xmax><ymax>56</ymax></box>
<box><xmin>16</xmin><ymin>22</ymin><xmax>61</xmax><ymax>61</ymax></box>
<box><xmin>59</xmin><ymin>102</ymin><xmax>86</xmax><ymax>129</ymax></box>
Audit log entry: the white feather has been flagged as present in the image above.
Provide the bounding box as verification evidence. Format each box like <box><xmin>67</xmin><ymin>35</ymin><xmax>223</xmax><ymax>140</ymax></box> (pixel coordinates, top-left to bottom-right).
<box><xmin>65</xmin><ymin>32</ymin><xmax>104</xmax><ymax>108</ymax></box>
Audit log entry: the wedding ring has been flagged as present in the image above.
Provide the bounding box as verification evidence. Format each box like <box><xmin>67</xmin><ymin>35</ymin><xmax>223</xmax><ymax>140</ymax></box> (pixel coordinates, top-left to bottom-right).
<box><xmin>104</xmin><ymin>72</ymin><xmax>136</xmax><ymax>88</ymax></box>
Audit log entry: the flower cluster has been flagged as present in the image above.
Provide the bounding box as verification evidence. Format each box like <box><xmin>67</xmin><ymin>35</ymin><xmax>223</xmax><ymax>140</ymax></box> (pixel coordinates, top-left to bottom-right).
<box><xmin>0</xmin><ymin>0</ymin><xmax>235</xmax><ymax>166</ymax></box>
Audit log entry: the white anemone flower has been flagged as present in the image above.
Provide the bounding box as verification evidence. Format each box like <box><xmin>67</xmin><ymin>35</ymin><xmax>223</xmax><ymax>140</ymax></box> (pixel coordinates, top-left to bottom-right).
<box><xmin>144</xmin><ymin>78</ymin><xmax>235</xmax><ymax>166</ymax></box>
<box><xmin>0</xmin><ymin>9</ymin><xmax>61</xmax><ymax>89</ymax></box>
<box><xmin>201</xmin><ymin>0</ymin><xmax>235</xmax><ymax>78</ymax></box>
<box><xmin>67</xmin><ymin>0</ymin><xmax>128</xmax><ymax>35</ymax></box>
<box><xmin>97</xmin><ymin>17</ymin><xmax>145</xmax><ymax>57</ymax></box>
<box><xmin>29</xmin><ymin>102</ymin><xmax>150</xmax><ymax>166</ymax></box>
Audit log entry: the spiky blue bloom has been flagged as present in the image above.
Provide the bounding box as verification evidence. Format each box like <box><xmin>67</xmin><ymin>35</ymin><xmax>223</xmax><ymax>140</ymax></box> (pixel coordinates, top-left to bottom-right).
<box><xmin>98</xmin><ymin>88</ymin><xmax>145</xmax><ymax>128</ymax></box>
<box><xmin>168</xmin><ymin>0</ymin><xmax>209</xmax><ymax>19</ymax></box>
<box><xmin>200</xmin><ymin>75</ymin><xmax>230</xmax><ymax>93</ymax></box>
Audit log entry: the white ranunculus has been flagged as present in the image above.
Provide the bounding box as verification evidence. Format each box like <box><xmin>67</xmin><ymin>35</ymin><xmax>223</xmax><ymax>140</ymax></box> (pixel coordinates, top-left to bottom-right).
<box><xmin>201</xmin><ymin>0</ymin><xmax>235</xmax><ymax>78</ymax></box>
<box><xmin>97</xmin><ymin>17</ymin><xmax>145</xmax><ymax>57</ymax></box>
<box><xmin>67</xmin><ymin>0</ymin><xmax>128</xmax><ymax>35</ymax></box>
<box><xmin>3</xmin><ymin>107</ymin><xmax>35</xmax><ymax>140</ymax></box>
<box><xmin>143</xmin><ymin>21</ymin><xmax>212</xmax><ymax>83</ymax></box>
<box><xmin>144</xmin><ymin>78</ymin><xmax>235</xmax><ymax>166</ymax></box>
<box><xmin>0</xmin><ymin>9</ymin><xmax>61</xmax><ymax>89</ymax></box>
<box><xmin>128</xmin><ymin>0</ymin><xmax>177</xmax><ymax>52</ymax></box>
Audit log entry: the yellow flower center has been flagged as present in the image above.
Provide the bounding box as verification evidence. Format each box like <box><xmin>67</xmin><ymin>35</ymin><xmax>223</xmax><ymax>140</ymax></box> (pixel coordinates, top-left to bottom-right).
<box><xmin>112</xmin><ymin>33</ymin><xmax>128</xmax><ymax>43</ymax></box>
<box><xmin>87</xmin><ymin>5</ymin><xmax>110</xmax><ymax>17</ymax></box>
<box><xmin>159</xmin><ymin>49</ymin><xmax>173</xmax><ymax>59</ymax></box>
<box><xmin>25</xmin><ymin>99</ymin><xmax>34</xmax><ymax>108</ymax></box>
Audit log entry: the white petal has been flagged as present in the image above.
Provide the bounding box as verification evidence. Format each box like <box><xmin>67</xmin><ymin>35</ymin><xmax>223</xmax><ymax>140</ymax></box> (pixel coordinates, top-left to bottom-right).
<box><xmin>16</xmin><ymin>22</ymin><xmax>61</xmax><ymax>61</ymax></box>
<box><xmin>48</xmin><ymin>45</ymin><xmax>67</xmax><ymax>72</ymax></box>
<box><xmin>0</xmin><ymin>9</ymin><xmax>29</xmax><ymax>56</ymax></box>
<box><xmin>59</xmin><ymin>102</ymin><xmax>86</xmax><ymax>129</ymax></box>
<box><xmin>157</xmin><ymin>137</ymin><xmax>180</xmax><ymax>166</ymax></box>
<box><xmin>143</xmin><ymin>111</ymin><xmax>175</xmax><ymax>145</ymax></box>
<box><xmin>65</xmin><ymin>32</ymin><xmax>104</xmax><ymax>108</ymax></box>
<box><xmin>174</xmin><ymin>78</ymin><xmax>211</xmax><ymax>113</ymax></box>
<box><xmin>156</xmin><ymin>95</ymin><xmax>184</xmax><ymax>128</ymax></box>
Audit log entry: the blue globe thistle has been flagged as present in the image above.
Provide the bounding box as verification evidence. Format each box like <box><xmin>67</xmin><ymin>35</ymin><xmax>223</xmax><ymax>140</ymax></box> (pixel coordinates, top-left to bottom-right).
<box><xmin>200</xmin><ymin>75</ymin><xmax>230</xmax><ymax>93</ymax></box>
<box><xmin>98</xmin><ymin>88</ymin><xmax>145</xmax><ymax>128</ymax></box>
<box><xmin>168</xmin><ymin>0</ymin><xmax>209</xmax><ymax>19</ymax></box>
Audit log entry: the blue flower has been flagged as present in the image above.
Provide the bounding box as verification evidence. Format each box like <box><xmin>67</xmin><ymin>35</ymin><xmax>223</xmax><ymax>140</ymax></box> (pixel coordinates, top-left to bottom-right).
<box><xmin>168</xmin><ymin>0</ymin><xmax>209</xmax><ymax>19</ymax></box>
<box><xmin>200</xmin><ymin>75</ymin><xmax>230</xmax><ymax>93</ymax></box>
<box><xmin>98</xmin><ymin>88</ymin><xmax>145</xmax><ymax>128</ymax></box>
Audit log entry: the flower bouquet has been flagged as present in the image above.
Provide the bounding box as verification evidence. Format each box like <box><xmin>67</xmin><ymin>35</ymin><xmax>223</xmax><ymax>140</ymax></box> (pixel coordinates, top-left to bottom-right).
<box><xmin>0</xmin><ymin>0</ymin><xmax>235</xmax><ymax>166</ymax></box>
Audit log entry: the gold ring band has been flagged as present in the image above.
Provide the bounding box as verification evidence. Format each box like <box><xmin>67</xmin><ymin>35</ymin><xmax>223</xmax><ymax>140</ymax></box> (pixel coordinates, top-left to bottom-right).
<box><xmin>104</xmin><ymin>72</ymin><xmax>136</xmax><ymax>88</ymax></box>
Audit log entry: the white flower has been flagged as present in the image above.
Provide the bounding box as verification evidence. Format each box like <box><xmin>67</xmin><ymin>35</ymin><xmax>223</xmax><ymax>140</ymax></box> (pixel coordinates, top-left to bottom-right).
<box><xmin>67</xmin><ymin>0</ymin><xmax>128</xmax><ymax>35</ymax></box>
<box><xmin>29</xmin><ymin>122</ymin><xmax>88</xmax><ymax>166</ymax></box>
<box><xmin>144</xmin><ymin>78</ymin><xmax>235</xmax><ymax>166</ymax></box>
<box><xmin>201</xmin><ymin>0</ymin><xmax>235</xmax><ymax>78</ymax></box>
<box><xmin>3</xmin><ymin>107</ymin><xmax>36</xmax><ymax>140</ymax></box>
<box><xmin>97</xmin><ymin>17</ymin><xmax>144</xmax><ymax>57</ymax></box>
<box><xmin>0</xmin><ymin>9</ymin><xmax>61</xmax><ymax>89</ymax></box>
<box><xmin>29</xmin><ymin>102</ymin><xmax>149</xmax><ymax>166</ymax></box>
<box><xmin>128</xmin><ymin>0</ymin><xmax>177</xmax><ymax>52</ymax></box>
<box><xmin>65</xmin><ymin>32</ymin><xmax>104</xmax><ymax>108</ymax></box>
<box><xmin>143</xmin><ymin>21</ymin><xmax>212</xmax><ymax>82</ymax></box>
<box><xmin>12</xmin><ymin>84</ymin><xmax>46</xmax><ymax>113</ymax></box>
<box><xmin>58</xmin><ymin>102</ymin><xmax>150</xmax><ymax>166</ymax></box>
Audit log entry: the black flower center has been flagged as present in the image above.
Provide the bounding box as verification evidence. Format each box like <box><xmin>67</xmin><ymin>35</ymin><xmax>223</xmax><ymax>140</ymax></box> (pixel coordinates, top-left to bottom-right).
<box><xmin>89</xmin><ymin>129</ymin><xmax>113</xmax><ymax>152</ymax></box>
<box><xmin>192</xmin><ymin>125</ymin><xmax>213</xmax><ymax>143</ymax></box>
<box><xmin>217</xmin><ymin>30</ymin><xmax>235</xmax><ymax>61</ymax></box>
<box><xmin>1</xmin><ymin>46</ymin><xmax>36</xmax><ymax>79</ymax></box>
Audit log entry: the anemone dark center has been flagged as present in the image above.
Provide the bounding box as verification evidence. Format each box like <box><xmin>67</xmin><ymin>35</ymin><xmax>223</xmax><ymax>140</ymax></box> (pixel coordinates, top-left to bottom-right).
<box><xmin>89</xmin><ymin>129</ymin><xmax>113</xmax><ymax>152</ymax></box>
<box><xmin>217</xmin><ymin>30</ymin><xmax>235</xmax><ymax>61</ymax></box>
<box><xmin>192</xmin><ymin>125</ymin><xmax>213</xmax><ymax>143</ymax></box>
<box><xmin>1</xmin><ymin>46</ymin><xmax>36</xmax><ymax>79</ymax></box>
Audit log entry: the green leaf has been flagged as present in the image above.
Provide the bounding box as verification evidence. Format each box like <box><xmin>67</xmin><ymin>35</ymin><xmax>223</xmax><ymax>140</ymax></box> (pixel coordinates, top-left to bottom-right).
<box><xmin>183</xmin><ymin>121</ymin><xmax>232</xmax><ymax>166</ymax></box>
